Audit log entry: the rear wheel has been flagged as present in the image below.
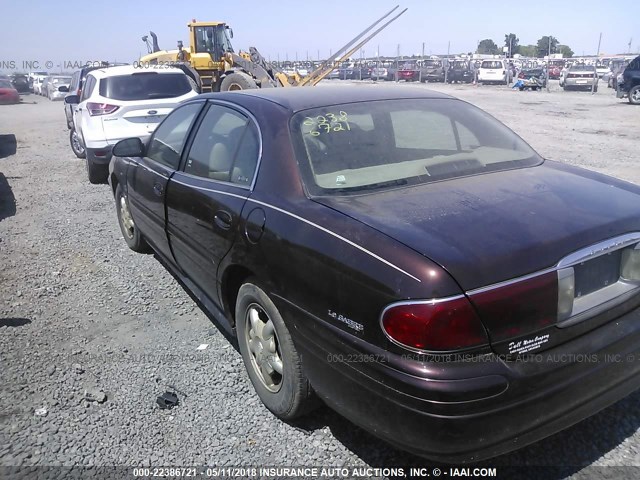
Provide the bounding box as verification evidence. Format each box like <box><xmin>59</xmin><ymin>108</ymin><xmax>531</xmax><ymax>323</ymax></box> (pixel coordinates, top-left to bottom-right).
<box><xmin>236</xmin><ymin>281</ymin><xmax>318</xmax><ymax>420</ymax></box>
<box><xmin>69</xmin><ymin>128</ymin><xmax>85</xmax><ymax>158</ymax></box>
<box><xmin>115</xmin><ymin>184</ymin><xmax>150</xmax><ymax>253</ymax></box>
<box><xmin>86</xmin><ymin>158</ymin><xmax>108</xmax><ymax>184</ymax></box>
<box><xmin>220</xmin><ymin>72</ymin><xmax>257</xmax><ymax>91</ymax></box>
<box><xmin>629</xmin><ymin>85</ymin><xmax>640</xmax><ymax>105</ymax></box>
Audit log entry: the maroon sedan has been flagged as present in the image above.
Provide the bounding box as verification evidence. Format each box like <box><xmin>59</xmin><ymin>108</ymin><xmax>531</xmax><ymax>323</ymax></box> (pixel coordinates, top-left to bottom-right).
<box><xmin>108</xmin><ymin>86</ymin><xmax>640</xmax><ymax>462</ymax></box>
<box><xmin>397</xmin><ymin>62</ymin><xmax>421</xmax><ymax>81</ymax></box>
<box><xmin>0</xmin><ymin>79</ymin><xmax>20</xmax><ymax>105</ymax></box>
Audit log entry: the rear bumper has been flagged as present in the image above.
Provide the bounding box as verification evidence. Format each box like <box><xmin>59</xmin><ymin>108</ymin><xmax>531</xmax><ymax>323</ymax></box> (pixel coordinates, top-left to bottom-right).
<box><xmin>280</xmin><ymin>298</ymin><xmax>640</xmax><ymax>463</ymax></box>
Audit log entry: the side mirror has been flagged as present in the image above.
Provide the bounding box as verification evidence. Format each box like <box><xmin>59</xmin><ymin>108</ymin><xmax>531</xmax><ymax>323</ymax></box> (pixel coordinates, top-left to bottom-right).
<box><xmin>58</xmin><ymin>85</ymin><xmax>69</xmax><ymax>93</ymax></box>
<box><xmin>112</xmin><ymin>137</ymin><xmax>145</xmax><ymax>158</ymax></box>
<box><xmin>64</xmin><ymin>95</ymin><xmax>79</xmax><ymax>104</ymax></box>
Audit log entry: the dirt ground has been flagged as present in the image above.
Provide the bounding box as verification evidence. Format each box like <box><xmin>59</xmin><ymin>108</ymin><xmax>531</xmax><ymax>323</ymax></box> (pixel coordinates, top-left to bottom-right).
<box><xmin>0</xmin><ymin>82</ymin><xmax>639</xmax><ymax>476</ymax></box>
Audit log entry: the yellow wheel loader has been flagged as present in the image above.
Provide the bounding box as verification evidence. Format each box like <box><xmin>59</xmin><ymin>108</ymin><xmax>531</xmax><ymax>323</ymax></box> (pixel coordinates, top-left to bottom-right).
<box><xmin>139</xmin><ymin>6</ymin><xmax>407</xmax><ymax>92</ymax></box>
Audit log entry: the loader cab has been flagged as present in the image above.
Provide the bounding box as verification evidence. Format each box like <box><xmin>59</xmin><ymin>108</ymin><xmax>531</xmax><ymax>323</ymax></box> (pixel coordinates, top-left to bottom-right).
<box><xmin>189</xmin><ymin>21</ymin><xmax>234</xmax><ymax>62</ymax></box>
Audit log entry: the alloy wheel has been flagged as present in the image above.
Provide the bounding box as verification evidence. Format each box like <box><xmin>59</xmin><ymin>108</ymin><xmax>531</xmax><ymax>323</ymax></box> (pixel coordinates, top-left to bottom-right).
<box><xmin>119</xmin><ymin>196</ymin><xmax>135</xmax><ymax>240</ymax></box>
<box><xmin>244</xmin><ymin>303</ymin><xmax>284</xmax><ymax>393</ymax></box>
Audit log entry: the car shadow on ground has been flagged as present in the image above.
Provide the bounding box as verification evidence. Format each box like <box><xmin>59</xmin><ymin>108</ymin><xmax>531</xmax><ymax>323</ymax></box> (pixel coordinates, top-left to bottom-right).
<box><xmin>293</xmin><ymin>388</ymin><xmax>640</xmax><ymax>478</ymax></box>
<box><xmin>0</xmin><ymin>318</ymin><xmax>31</xmax><ymax>328</ymax></box>
<box><xmin>0</xmin><ymin>134</ymin><xmax>17</xmax><ymax>159</ymax></box>
<box><xmin>0</xmin><ymin>172</ymin><xmax>17</xmax><ymax>222</ymax></box>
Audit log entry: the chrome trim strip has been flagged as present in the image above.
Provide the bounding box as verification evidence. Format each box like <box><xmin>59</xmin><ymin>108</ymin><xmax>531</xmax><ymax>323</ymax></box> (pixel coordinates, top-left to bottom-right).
<box><xmin>556</xmin><ymin>232</ymin><xmax>640</xmax><ymax>268</ymax></box>
<box><xmin>467</xmin><ymin>267</ymin><xmax>556</xmax><ymax>296</ymax></box>
<box><xmin>168</xmin><ymin>179</ymin><xmax>421</xmax><ymax>283</ymax></box>
<box><xmin>379</xmin><ymin>296</ymin><xmax>478</xmax><ymax>355</ymax></box>
<box><xmin>467</xmin><ymin>232</ymin><xmax>640</xmax><ymax>296</ymax></box>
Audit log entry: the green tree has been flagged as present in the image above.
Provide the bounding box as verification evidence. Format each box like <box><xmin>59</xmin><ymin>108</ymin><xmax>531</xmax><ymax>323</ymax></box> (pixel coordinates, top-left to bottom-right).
<box><xmin>477</xmin><ymin>39</ymin><xmax>500</xmax><ymax>55</ymax></box>
<box><xmin>558</xmin><ymin>45</ymin><xmax>574</xmax><ymax>58</ymax></box>
<box><xmin>536</xmin><ymin>36</ymin><xmax>559</xmax><ymax>57</ymax></box>
<box><xmin>504</xmin><ymin>33</ymin><xmax>520</xmax><ymax>57</ymax></box>
<box><xmin>518</xmin><ymin>45</ymin><xmax>538</xmax><ymax>57</ymax></box>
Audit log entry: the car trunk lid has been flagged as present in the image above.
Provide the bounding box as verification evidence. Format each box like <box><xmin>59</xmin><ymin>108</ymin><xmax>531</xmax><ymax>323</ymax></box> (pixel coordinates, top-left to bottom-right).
<box><xmin>313</xmin><ymin>161</ymin><xmax>640</xmax><ymax>351</ymax></box>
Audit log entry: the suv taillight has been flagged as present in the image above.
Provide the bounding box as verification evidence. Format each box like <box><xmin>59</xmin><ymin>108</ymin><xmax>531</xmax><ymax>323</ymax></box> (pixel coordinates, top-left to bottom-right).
<box><xmin>87</xmin><ymin>102</ymin><xmax>119</xmax><ymax>116</ymax></box>
<box><xmin>381</xmin><ymin>296</ymin><xmax>489</xmax><ymax>352</ymax></box>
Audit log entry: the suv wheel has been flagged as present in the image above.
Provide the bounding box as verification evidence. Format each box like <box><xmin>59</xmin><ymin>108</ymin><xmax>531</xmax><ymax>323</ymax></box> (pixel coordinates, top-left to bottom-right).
<box><xmin>629</xmin><ymin>85</ymin><xmax>640</xmax><ymax>105</ymax></box>
<box><xmin>86</xmin><ymin>158</ymin><xmax>108</xmax><ymax>184</ymax></box>
<box><xmin>69</xmin><ymin>128</ymin><xmax>86</xmax><ymax>159</ymax></box>
<box><xmin>236</xmin><ymin>281</ymin><xmax>319</xmax><ymax>420</ymax></box>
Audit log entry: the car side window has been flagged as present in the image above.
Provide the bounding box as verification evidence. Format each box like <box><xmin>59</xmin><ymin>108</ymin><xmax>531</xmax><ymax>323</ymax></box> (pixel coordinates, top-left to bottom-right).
<box><xmin>146</xmin><ymin>103</ymin><xmax>203</xmax><ymax>170</ymax></box>
<box><xmin>185</xmin><ymin>105</ymin><xmax>258</xmax><ymax>185</ymax></box>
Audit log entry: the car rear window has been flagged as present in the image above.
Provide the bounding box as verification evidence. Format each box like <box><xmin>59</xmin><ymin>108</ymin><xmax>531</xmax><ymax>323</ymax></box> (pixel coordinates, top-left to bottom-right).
<box><xmin>99</xmin><ymin>72</ymin><xmax>192</xmax><ymax>101</ymax></box>
<box><xmin>481</xmin><ymin>61</ymin><xmax>503</xmax><ymax>69</ymax></box>
<box><xmin>0</xmin><ymin>80</ymin><xmax>13</xmax><ymax>89</ymax></box>
<box><xmin>291</xmin><ymin>99</ymin><xmax>542</xmax><ymax>196</ymax></box>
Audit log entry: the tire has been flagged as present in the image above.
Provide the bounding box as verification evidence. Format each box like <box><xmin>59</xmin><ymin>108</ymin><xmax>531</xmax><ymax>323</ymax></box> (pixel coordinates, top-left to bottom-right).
<box><xmin>236</xmin><ymin>281</ymin><xmax>318</xmax><ymax>420</ymax></box>
<box><xmin>69</xmin><ymin>128</ymin><xmax>86</xmax><ymax>159</ymax></box>
<box><xmin>219</xmin><ymin>72</ymin><xmax>258</xmax><ymax>91</ymax></box>
<box><xmin>628</xmin><ymin>85</ymin><xmax>640</xmax><ymax>105</ymax></box>
<box><xmin>115</xmin><ymin>184</ymin><xmax>150</xmax><ymax>253</ymax></box>
<box><xmin>86</xmin><ymin>158</ymin><xmax>108</xmax><ymax>184</ymax></box>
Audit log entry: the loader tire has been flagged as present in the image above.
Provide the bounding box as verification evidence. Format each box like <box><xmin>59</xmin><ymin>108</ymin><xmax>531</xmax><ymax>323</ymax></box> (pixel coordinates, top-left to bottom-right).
<box><xmin>220</xmin><ymin>72</ymin><xmax>258</xmax><ymax>91</ymax></box>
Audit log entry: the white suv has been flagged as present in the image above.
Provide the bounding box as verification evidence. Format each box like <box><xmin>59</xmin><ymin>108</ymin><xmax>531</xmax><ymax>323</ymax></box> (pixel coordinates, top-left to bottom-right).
<box><xmin>65</xmin><ymin>65</ymin><xmax>198</xmax><ymax>183</ymax></box>
<box><xmin>478</xmin><ymin>59</ymin><xmax>512</xmax><ymax>85</ymax></box>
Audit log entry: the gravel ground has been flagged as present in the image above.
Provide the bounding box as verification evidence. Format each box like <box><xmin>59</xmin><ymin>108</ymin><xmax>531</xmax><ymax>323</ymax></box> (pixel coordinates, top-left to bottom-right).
<box><xmin>1</xmin><ymin>82</ymin><xmax>639</xmax><ymax>479</ymax></box>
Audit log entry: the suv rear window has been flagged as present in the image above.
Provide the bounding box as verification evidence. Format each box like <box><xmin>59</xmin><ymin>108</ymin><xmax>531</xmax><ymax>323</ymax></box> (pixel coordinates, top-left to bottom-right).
<box><xmin>481</xmin><ymin>61</ymin><xmax>503</xmax><ymax>69</ymax></box>
<box><xmin>99</xmin><ymin>72</ymin><xmax>192</xmax><ymax>101</ymax></box>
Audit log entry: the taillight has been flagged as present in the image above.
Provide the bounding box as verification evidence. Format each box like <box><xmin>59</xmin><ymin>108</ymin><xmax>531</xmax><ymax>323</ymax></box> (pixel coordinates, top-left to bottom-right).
<box><xmin>87</xmin><ymin>102</ymin><xmax>119</xmax><ymax>116</ymax></box>
<box><xmin>381</xmin><ymin>296</ymin><xmax>489</xmax><ymax>352</ymax></box>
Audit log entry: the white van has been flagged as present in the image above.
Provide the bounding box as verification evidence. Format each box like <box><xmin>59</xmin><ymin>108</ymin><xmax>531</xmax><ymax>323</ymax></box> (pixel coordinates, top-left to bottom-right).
<box><xmin>478</xmin><ymin>59</ymin><xmax>511</xmax><ymax>85</ymax></box>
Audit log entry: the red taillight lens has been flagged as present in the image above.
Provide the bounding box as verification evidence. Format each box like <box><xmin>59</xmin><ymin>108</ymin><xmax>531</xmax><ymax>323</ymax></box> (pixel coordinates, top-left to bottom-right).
<box><xmin>381</xmin><ymin>297</ymin><xmax>489</xmax><ymax>352</ymax></box>
<box><xmin>87</xmin><ymin>102</ymin><xmax>119</xmax><ymax>116</ymax></box>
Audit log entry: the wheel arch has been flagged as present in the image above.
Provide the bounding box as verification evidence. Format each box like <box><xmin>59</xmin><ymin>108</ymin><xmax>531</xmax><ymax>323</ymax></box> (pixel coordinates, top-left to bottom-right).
<box><xmin>220</xmin><ymin>264</ymin><xmax>256</xmax><ymax>326</ymax></box>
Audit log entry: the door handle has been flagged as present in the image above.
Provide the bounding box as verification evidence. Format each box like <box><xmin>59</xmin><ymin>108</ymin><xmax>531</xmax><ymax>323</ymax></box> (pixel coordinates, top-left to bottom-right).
<box><xmin>214</xmin><ymin>210</ymin><xmax>233</xmax><ymax>230</ymax></box>
<box><xmin>153</xmin><ymin>182</ymin><xmax>164</xmax><ymax>196</ymax></box>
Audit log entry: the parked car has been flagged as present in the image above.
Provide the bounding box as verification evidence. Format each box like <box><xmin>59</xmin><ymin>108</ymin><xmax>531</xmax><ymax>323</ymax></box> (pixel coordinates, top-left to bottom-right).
<box><xmin>616</xmin><ymin>55</ymin><xmax>640</xmax><ymax>105</ymax></box>
<box><xmin>64</xmin><ymin>65</ymin><xmax>198</xmax><ymax>183</ymax></box>
<box><xmin>109</xmin><ymin>86</ymin><xmax>640</xmax><ymax>463</ymax></box>
<box><xmin>446</xmin><ymin>60</ymin><xmax>473</xmax><ymax>83</ymax></box>
<box><xmin>478</xmin><ymin>59</ymin><xmax>512</xmax><ymax>85</ymax></box>
<box><xmin>10</xmin><ymin>74</ymin><xmax>30</xmax><ymax>94</ymax></box>
<box><xmin>45</xmin><ymin>76</ymin><xmax>72</xmax><ymax>101</ymax></box>
<box><xmin>516</xmin><ymin>68</ymin><xmax>547</xmax><ymax>90</ymax></box>
<box><xmin>40</xmin><ymin>77</ymin><xmax>51</xmax><ymax>96</ymax></box>
<box><xmin>0</xmin><ymin>79</ymin><xmax>20</xmax><ymax>104</ymax></box>
<box><xmin>397</xmin><ymin>62</ymin><xmax>421</xmax><ymax>82</ymax></box>
<box><xmin>32</xmin><ymin>75</ymin><xmax>47</xmax><ymax>95</ymax></box>
<box><xmin>563</xmin><ymin>65</ymin><xmax>598</xmax><ymax>92</ymax></box>
<box><xmin>595</xmin><ymin>64</ymin><xmax>610</xmax><ymax>78</ymax></box>
<box><xmin>64</xmin><ymin>64</ymin><xmax>129</xmax><ymax>129</ymax></box>
<box><xmin>420</xmin><ymin>59</ymin><xmax>445</xmax><ymax>82</ymax></box>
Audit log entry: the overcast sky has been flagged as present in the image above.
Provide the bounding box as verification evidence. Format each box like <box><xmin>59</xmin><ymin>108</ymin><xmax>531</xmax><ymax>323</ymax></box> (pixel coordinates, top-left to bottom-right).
<box><xmin>1</xmin><ymin>0</ymin><xmax>638</xmax><ymax>70</ymax></box>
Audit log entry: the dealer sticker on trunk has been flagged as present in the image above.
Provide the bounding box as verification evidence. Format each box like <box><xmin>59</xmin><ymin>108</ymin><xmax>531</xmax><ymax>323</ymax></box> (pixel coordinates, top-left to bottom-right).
<box><xmin>508</xmin><ymin>333</ymin><xmax>550</xmax><ymax>354</ymax></box>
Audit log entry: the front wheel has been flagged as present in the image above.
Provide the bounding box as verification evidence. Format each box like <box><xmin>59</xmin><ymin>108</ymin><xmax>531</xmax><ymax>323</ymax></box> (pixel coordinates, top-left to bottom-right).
<box><xmin>628</xmin><ymin>85</ymin><xmax>640</xmax><ymax>105</ymax></box>
<box><xmin>115</xmin><ymin>184</ymin><xmax>150</xmax><ymax>253</ymax></box>
<box><xmin>219</xmin><ymin>72</ymin><xmax>257</xmax><ymax>91</ymax></box>
<box><xmin>69</xmin><ymin>128</ymin><xmax>85</xmax><ymax>158</ymax></box>
<box><xmin>236</xmin><ymin>281</ymin><xmax>318</xmax><ymax>420</ymax></box>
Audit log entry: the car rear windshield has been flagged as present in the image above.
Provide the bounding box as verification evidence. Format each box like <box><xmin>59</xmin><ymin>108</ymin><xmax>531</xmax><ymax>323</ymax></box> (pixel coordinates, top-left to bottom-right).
<box><xmin>0</xmin><ymin>80</ymin><xmax>13</xmax><ymax>89</ymax></box>
<box><xmin>52</xmin><ymin>77</ymin><xmax>71</xmax><ymax>84</ymax></box>
<box><xmin>481</xmin><ymin>61</ymin><xmax>503</xmax><ymax>69</ymax></box>
<box><xmin>570</xmin><ymin>65</ymin><xmax>595</xmax><ymax>71</ymax></box>
<box><xmin>290</xmin><ymin>99</ymin><xmax>542</xmax><ymax>196</ymax></box>
<box><xmin>99</xmin><ymin>72</ymin><xmax>192</xmax><ymax>101</ymax></box>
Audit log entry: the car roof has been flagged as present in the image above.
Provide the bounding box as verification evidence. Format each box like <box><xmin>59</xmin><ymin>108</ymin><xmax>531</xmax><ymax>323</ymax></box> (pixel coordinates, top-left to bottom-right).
<box><xmin>88</xmin><ymin>65</ymin><xmax>185</xmax><ymax>79</ymax></box>
<box><xmin>199</xmin><ymin>85</ymin><xmax>454</xmax><ymax>113</ymax></box>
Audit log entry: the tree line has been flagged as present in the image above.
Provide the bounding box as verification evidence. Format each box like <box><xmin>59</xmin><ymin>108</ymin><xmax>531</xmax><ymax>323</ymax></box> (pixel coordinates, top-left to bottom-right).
<box><xmin>477</xmin><ymin>34</ymin><xmax>574</xmax><ymax>58</ymax></box>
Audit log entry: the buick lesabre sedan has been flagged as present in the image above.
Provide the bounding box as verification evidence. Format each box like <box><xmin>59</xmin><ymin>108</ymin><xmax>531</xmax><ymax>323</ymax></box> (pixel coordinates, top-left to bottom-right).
<box><xmin>108</xmin><ymin>86</ymin><xmax>640</xmax><ymax>462</ymax></box>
